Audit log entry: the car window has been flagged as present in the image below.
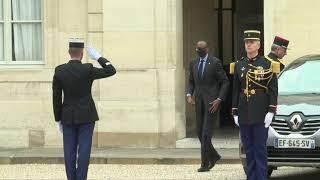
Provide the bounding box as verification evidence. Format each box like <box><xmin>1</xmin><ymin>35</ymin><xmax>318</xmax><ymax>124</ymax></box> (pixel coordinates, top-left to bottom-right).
<box><xmin>279</xmin><ymin>60</ymin><xmax>320</xmax><ymax>95</ymax></box>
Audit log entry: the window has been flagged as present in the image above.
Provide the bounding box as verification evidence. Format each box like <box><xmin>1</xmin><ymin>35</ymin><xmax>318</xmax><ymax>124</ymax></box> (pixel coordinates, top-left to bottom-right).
<box><xmin>0</xmin><ymin>0</ymin><xmax>3</xmax><ymax>61</ymax></box>
<box><xmin>279</xmin><ymin>60</ymin><xmax>320</xmax><ymax>95</ymax></box>
<box><xmin>0</xmin><ymin>0</ymin><xmax>42</xmax><ymax>64</ymax></box>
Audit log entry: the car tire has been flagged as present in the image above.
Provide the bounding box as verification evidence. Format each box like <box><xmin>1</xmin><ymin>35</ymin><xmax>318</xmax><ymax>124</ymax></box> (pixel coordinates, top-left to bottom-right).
<box><xmin>267</xmin><ymin>166</ymin><xmax>274</xmax><ymax>178</ymax></box>
<box><xmin>243</xmin><ymin>166</ymin><xmax>248</xmax><ymax>176</ymax></box>
<box><xmin>243</xmin><ymin>166</ymin><xmax>274</xmax><ymax>177</ymax></box>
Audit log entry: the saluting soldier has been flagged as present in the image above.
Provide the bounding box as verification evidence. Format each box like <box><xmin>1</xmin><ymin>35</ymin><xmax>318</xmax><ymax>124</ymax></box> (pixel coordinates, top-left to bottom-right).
<box><xmin>53</xmin><ymin>38</ymin><xmax>116</xmax><ymax>180</ymax></box>
<box><xmin>230</xmin><ymin>30</ymin><xmax>280</xmax><ymax>180</ymax></box>
<box><xmin>267</xmin><ymin>36</ymin><xmax>290</xmax><ymax>72</ymax></box>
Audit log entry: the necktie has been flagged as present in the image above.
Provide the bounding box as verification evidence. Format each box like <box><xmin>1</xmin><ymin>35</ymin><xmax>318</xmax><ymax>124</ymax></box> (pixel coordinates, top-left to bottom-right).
<box><xmin>198</xmin><ymin>59</ymin><xmax>204</xmax><ymax>78</ymax></box>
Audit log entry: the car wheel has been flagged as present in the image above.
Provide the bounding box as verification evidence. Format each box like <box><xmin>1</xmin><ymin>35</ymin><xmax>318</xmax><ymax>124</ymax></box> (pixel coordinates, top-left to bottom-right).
<box><xmin>243</xmin><ymin>166</ymin><xmax>248</xmax><ymax>176</ymax></box>
<box><xmin>243</xmin><ymin>166</ymin><xmax>273</xmax><ymax>177</ymax></box>
<box><xmin>267</xmin><ymin>166</ymin><xmax>274</xmax><ymax>178</ymax></box>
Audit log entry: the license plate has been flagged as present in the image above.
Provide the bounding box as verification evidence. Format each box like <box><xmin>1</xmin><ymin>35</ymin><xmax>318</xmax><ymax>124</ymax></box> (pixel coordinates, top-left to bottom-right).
<box><xmin>274</xmin><ymin>139</ymin><xmax>315</xmax><ymax>149</ymax></box>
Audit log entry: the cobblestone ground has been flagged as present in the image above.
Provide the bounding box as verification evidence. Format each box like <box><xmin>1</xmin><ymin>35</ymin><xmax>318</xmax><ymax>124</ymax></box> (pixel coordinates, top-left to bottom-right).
<box><xmin>0</xmin><ymin>164</ymin><xmax>319</xmax><ymax>180</ymax></box>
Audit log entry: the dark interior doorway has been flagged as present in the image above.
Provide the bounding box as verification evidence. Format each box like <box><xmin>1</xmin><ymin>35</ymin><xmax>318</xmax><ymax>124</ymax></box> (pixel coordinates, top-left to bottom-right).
<box><xmin>183</xmin><ymin>0</ymin><xmax>264</xmax><ymax>137</ymax></box>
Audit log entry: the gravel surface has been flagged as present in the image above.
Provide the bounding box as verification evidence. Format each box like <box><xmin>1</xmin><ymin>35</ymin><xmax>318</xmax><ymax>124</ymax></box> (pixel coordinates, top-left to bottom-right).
<box><xmin>0</xmin><ymin>164</ymin><xmax>245</xmax><ymax>180</ymax></box>
<box><xmin>0</xmin><ymin>164</ymin><xmax>320</xmax><ymax>180</ymax></box>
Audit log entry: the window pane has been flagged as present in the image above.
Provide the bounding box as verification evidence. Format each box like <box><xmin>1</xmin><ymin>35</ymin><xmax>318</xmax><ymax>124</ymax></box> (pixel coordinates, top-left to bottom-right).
<box><xmin>222</xmin><ymin>11</ymin><xmax>232</xmax><ymax>65</ymax></box>
<box><xmin>12</xmin><ymin>23</ymin><xmax>42</xmax><ymax>61</ymax></box>
<box><xmin>12</xmin><ymin>0</ymin><xmax>41</xmax><ymax>21</ymax></box>
<box><xmin>0</xmin><ymin>0</ymin><xmax>3</xmax><ymax>20</ymax></box>
<box><xmin>279</xmin><ymin>60</ymin><xmax>320</xmax><ymax>95</ymax></box>
<box><xmin>0</xmin><ymin>24</ymin><xmax>3</xmax><ymax>61</ymax></box>
<box><xmin>223</xmin><ymin>0</ymin><xmax>232</xmax><ymax>9</ymax></box>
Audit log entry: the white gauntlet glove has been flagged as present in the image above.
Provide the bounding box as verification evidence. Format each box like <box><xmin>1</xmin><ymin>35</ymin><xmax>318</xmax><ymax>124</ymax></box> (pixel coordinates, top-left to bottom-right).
<box><xmin>56</xmin><ymin>121</ymin><xmax>63</xmax><ymax>134</ymax></box>
<box><xmin>233</xmin><ymin>116</ymin><xmax>239</xmax><ymax>127</ymax></box>
<box><xmin>87</xmin><ymin>47</ymin><xmax>102</xmax><ymax>61</ymax></box>
<box><xmin>264</xmin><ymin>112</ymin><xmax>274</xmax><ymax>128</ymax></box>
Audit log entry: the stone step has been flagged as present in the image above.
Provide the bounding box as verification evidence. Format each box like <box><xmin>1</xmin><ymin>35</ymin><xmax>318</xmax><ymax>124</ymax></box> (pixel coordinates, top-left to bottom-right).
<box><xmin>0</xmin><ymin>148</ymin><xmax>240</xmax><ymax>165</ymax></box>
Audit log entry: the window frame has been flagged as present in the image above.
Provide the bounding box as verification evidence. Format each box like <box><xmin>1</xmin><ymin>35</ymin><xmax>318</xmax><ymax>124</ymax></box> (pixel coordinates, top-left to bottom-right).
<box><xmin>0</xmin><ymin>0</ymin><xmax>4</xmax><ymax>61</ymax></box>
<box><xmin>0</xmin><ymin>0</ymin><xmax>44</xmax><ymax>65</ymax></box>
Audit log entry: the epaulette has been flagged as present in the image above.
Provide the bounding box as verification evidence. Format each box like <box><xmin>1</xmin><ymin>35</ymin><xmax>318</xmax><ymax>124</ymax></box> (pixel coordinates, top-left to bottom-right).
<box><xmin>264</xmin><ymin>56</ymin><xmax>280</xmax><ymax>74</ymax></box>
<box><xmin>230</xmin><ymin>62</ymin><xmax>235</xmax><ymax>74</ymax></box>
<box><xmin>230</xmin><ymin>57</ymin><xmax>244</xmax><ymax>74</ymax></box>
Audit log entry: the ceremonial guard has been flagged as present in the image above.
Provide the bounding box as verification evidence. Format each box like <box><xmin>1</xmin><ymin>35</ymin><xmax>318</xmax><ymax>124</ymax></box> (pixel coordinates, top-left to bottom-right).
<box><xmin>230</xmin><ymin>30</ymin><xmax>280</xmax><ymax>180</ymax></box>
<box><xmin>267</xmin><ymin>36</ymin><xmax>290</xmax><ymax>72</ymax></box>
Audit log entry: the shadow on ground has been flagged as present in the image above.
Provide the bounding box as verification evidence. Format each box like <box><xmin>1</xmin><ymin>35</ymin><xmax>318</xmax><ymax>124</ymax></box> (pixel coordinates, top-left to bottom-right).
<box><xmin>270</xmin><ymin>168</ymin><xmax>320</xmax><ymax>180</ymax></box>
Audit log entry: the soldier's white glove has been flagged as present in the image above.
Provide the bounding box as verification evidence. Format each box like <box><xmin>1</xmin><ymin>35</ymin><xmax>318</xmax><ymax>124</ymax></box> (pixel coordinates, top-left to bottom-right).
<box><xmin>56</xmin><ymin>121</ymin><xmax>63</xmax><ymax>134</ymax></box>
<box><xmin>233</xmin><ymin>116</ymin><xmax>239</xmax><ymax>127</ymax></box>
<box><xmin>264</xmin><ymin>112</ymin><xmax>274</xmax><ymax>128</ymax></box>
<box><xmin>87</xmin><ymin>47</ymin><xmax>101</xmax><ymax>61</ymax></box>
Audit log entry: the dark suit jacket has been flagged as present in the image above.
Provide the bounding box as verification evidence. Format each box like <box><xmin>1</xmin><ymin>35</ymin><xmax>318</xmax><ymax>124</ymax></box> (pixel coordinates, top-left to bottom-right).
<box><xmin>187</xmin><ymin>56</ymin><xmax>229</xmax><ymax>104</ymax></box>
<box><xmin>52</xmin><ymin>57</ymin><xmax>116</xmax><ymax>125</ymax></box>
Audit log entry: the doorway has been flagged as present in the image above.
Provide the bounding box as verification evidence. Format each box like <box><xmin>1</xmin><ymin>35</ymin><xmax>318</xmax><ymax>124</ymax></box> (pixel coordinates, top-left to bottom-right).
<box><xmin>183</xmin><ymin>0</ymin><xmax>264</xmax><ymax>137</ymax></box>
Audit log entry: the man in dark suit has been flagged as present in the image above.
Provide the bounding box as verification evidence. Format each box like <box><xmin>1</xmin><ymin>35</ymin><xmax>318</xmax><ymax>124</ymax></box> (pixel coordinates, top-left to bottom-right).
<box><xmin>53</xmin><ymin>39</ymin><xmax>116</xmax><ymax>180</ymax></box>
<box><xmin>186</xmin><ymin>41</ymin><xmax>229</xmax><ymax>172</ymax></box>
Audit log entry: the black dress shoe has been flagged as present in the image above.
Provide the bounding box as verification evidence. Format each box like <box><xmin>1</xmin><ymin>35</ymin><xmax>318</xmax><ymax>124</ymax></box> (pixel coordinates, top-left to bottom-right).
<box><xmin>197</xmin><ymin>166</ymin><xmax>209</xmax><ymax>172</ymax></box>
<box><xmin>208</xmin><ymin>155</ymin><xmax>221</xmax><ymax>170</ymax></box>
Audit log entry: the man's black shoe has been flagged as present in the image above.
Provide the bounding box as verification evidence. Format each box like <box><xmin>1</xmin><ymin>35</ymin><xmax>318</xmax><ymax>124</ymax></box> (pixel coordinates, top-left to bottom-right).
<box><xmin>208</xmin><ymin>155</ymin><xmax>221</xmax><ymax>170</ymax></box>
<box><xmin>197</xmin><ymin>166</ymin><xmax>209</xmax><ymax>172</ymax></box>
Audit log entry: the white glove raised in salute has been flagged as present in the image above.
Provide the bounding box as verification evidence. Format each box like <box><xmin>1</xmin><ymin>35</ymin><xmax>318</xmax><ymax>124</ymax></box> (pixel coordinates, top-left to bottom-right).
<box><xmin>264</xmin><ymin>112</ymin><xmax>274</xmax><ymax>128</ymax></box>
<box><xmin>87</xmin><ymin>47</ymin><xmax>102</xmax><ymax>61</ymax></box>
